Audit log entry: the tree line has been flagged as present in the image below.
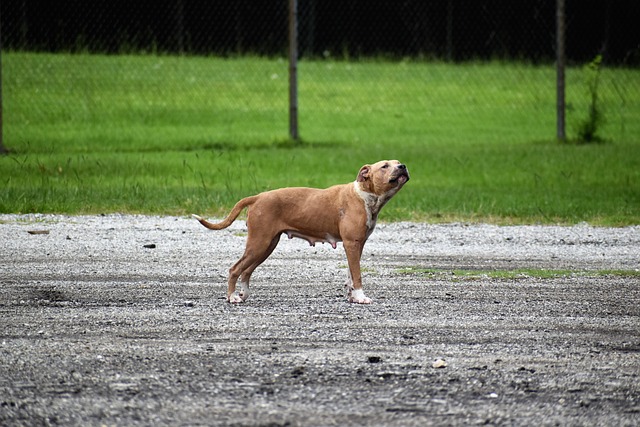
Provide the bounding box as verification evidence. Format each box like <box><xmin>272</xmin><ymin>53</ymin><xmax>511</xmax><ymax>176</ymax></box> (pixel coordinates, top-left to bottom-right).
<box><xmin>1</xmin><ymin>0</ymin><xmax>638</xmax><ymax>65</ymax></box>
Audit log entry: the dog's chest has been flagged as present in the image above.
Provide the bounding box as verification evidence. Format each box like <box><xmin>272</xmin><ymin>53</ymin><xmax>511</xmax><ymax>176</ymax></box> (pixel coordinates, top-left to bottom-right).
<box><xmin>353</xmin><ymin>182</ymin><xmax>387</xmax><ymax>236</ymax></box>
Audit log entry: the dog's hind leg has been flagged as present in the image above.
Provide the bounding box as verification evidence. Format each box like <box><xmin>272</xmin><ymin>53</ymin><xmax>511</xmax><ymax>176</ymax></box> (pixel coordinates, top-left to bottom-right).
<box><xmin>227</xmin><ymin>234</ymin><xmax>280</xmax><ymax>303</ymax></box>
<box><xmin>237</xmin><ymin>235</ymin><xmax>280</xmax><ymax>302</ymax></box>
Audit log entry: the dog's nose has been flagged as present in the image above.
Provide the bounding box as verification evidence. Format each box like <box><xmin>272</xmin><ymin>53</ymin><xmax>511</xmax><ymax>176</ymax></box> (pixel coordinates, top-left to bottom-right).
<box><xmin>397</xmin><ymin>164</ymin><xmax>406</xmax><ymax>170</ymax></box>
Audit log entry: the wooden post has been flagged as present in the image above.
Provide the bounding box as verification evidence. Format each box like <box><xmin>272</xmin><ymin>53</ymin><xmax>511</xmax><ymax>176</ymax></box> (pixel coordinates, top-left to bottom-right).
<box><xmin>0</xmin><ymin>7</ymin><xmax>6</xmax><ymax>155</ymax></box>
<box><xmin>288</xmin><ymin>0</ymin><xmax>299</xmax><ymax>141</ymax></box>
<box><xmin>556</xmin><ymin>0</ymin><xmax>566</xmax><ymax>142</ymax></box>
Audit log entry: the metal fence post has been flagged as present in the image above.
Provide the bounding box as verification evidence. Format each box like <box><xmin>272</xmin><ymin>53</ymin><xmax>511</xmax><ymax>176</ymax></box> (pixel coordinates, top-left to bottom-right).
<box><xmin>556</xmin><ymin>0</ymin><xmax>566</xmax><ymax>142</ymax></box>
<box><xmin>289</xmin><ymin>0</ymin><xmax>299</xmax><ymax>141</ymax></box>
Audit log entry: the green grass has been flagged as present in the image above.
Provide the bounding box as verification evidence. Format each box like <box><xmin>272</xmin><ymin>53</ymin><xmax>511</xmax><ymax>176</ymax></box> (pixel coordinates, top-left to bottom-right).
<box><xmin>1</xmin><ymin>52</ymin><xmax>639</xmax><ymax>224</ymax></box>
<box><xmin>397</xmin><ymin>267</ymin><xmax>640</xmax><ymax>280</ymax></box>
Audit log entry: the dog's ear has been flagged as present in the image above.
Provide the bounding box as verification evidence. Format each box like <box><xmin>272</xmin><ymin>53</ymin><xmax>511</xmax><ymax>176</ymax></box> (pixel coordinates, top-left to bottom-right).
<box><xmin>357</xmin><ymin>165</ymin><xmax>371</xmax><ymax>182</ymax></box>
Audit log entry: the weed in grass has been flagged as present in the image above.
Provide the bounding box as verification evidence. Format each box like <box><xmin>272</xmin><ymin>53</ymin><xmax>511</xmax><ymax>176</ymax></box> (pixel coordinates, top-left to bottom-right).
<box><xmin>575</xmin><ymin>55</ymin><xmax>605</xmax><ymax>144</ymax></box>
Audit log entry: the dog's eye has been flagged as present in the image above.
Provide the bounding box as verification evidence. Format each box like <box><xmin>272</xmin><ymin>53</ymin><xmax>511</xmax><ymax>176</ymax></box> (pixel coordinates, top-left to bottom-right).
<box><xmin>381</xmin><ymin>164</ymin><xmax>389</xmax><ymax>169</ymax></box>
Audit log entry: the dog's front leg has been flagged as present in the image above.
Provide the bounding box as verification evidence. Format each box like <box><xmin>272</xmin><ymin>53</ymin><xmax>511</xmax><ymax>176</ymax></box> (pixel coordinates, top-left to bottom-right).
<box><xmin>343</xmin><ymin>239</ymin><xmax>371</xmax><ymax>304</ymax></box>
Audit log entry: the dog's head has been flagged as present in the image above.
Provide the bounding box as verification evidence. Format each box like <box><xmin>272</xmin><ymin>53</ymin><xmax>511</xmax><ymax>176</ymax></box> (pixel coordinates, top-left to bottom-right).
<box><xmin>356</xmin><ymin>160</ymin><xmax>410</xmax><ymax>196</ymax></box>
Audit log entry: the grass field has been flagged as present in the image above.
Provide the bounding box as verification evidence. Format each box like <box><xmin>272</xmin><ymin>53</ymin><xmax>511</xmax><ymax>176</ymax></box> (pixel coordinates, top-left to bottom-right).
<box><xmin>1</xmin><ymin>52</ymin><xmax>639</xmax><ymax>224</ymax></box>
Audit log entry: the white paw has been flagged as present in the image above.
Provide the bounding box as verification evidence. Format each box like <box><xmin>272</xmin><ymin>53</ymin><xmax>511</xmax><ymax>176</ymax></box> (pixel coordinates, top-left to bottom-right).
<box><xmin>227</xmin><ymin>292</ymin><xmax>245</xmax><ymax>304</ymax></box>
<box><xmin>348</xmin><ymin>288</ymin><xmax>372</xmax><ymax>304</ymax></box>
<box><xmin>238</xmin><ymin>281</ymin><xmax>249</xmax><ymax>301</ymax></box>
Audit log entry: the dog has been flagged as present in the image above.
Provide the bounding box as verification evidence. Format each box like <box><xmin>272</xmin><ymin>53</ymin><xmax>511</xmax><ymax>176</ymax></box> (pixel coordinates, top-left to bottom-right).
<box><xmin>193</xmin><ymin>160</ymin><xmax>409</xmax><ymax>304</ymax></box>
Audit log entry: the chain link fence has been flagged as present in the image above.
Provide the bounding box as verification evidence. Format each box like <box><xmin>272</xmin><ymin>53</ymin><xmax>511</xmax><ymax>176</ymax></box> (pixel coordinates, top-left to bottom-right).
<box><xmin>1</xmin><ymin>0</ymin><xmax>639</xmax><ymax>150</ymax></box>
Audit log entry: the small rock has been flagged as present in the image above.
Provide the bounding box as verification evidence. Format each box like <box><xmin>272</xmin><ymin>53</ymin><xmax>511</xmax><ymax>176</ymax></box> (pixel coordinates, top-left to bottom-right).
<box><xmin>432</xmin><ymin>358</ymin><xmax>448</xmax><ymax>369</ymax></box>
<box><xmin>290</xmin><ymin>366</ymin><xmax>305</xmax><ymax>378</ymax></box>
<box><xmin>368</xmin><ymin>356</ymin><xmax>382</xmax><ymax>364</ymax></box>
<box><xmin>28</xmin><ymin>230</ymin><xmax>50</xmax><ymax>235</ymax></box>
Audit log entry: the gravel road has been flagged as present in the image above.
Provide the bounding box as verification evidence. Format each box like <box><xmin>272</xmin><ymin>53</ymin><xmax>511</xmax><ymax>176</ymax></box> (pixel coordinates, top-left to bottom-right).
<box><xmin>1</xmin><ymin>214</ymin><xmax>639</xmax><ymax>426</ymax></box>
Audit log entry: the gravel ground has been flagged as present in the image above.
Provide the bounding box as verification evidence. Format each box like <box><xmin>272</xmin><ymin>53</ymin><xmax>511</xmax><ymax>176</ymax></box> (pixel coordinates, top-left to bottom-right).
<box><xmin>1</xmin><ymin>214</ymin><xmax>639</xmax><ymax>426</ymax></box>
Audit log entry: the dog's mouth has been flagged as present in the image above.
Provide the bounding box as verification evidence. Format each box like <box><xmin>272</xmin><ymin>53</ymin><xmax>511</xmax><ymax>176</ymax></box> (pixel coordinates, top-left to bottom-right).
<box><xmin>389</xmin><ymin>170</ymin><xmax>410</xmax><ymax>185</ymax></box>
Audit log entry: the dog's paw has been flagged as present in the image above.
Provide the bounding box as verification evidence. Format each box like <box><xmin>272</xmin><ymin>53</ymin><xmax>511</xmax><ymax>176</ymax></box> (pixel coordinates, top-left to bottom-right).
<box><xmin>238</xmin><ymin>282</ymin><xmax>249</xmax><ymax>301</ymax></box>
<box><xmin>348</xmin><ymin>289</ymin><xmax>372</xmax><ymax>304</ymax></box>
<box><xmin>227</xmin><ymin>292</ymin><xmax>245</xmax><ymax>304</ymax></box>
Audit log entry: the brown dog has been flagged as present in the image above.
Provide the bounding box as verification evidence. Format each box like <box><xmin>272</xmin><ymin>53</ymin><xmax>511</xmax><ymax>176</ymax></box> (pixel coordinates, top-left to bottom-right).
<box><xmin>193</xmin><ymin>160</ymin><xmax>409</xmax><ymax>304</ymax></box>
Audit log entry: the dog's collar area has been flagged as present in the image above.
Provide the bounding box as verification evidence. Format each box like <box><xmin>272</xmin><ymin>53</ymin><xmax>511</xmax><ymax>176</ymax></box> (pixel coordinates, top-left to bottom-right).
<box><xmin>353</xmin><ymin>181</ymin><xmax>387</xmax><ymax>232</ymax></box>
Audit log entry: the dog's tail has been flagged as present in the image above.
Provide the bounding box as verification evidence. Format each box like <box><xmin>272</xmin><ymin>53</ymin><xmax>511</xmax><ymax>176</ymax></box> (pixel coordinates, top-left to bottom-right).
<box><xmin>191</xmin><ymin>196</ymin><xmax>257</xmax><ymax>230</ymax></box>
<box><xmin>192</xmin><ymin>196</ymin><xmax>258</xmax><ymax>230</ymax></box>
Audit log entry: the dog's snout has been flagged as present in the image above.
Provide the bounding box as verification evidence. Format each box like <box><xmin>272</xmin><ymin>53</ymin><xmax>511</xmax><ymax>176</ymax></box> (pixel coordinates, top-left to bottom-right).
<box><xmin>397</xmin><ymin>164</ymin><xmax>407</xmax><ymax>170</ymax></box>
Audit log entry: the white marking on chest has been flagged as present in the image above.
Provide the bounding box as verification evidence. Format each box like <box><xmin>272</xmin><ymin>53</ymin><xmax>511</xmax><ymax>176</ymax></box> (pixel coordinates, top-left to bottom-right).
<box><xmin>353</xmin><ymin>181</ymin><xmax>393</xmax><ymax>236</ymax></box>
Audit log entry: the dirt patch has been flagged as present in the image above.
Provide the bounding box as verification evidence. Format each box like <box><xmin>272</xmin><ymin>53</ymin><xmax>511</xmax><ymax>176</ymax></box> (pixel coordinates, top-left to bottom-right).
<box><xmin>1</xmin><ymin>215</ymin><xmax>639</xmax><ymax>426</ymax></box>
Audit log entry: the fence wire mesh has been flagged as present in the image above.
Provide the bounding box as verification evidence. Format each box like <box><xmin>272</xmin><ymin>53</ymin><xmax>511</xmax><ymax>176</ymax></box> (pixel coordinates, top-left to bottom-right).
<box><xmin>1</xmin><ymin>0</ymin><xmax>639</xmax><ymax>149</ymax></box>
